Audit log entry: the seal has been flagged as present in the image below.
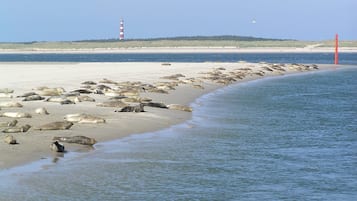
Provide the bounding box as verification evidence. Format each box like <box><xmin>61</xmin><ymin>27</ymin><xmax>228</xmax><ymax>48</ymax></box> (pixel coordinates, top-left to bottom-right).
<box><xmin>0</xmin><ymin>88</ymin><xmax>14</xmax><ymax>93</ymax></box>
<box><xmin>46</xmin><ymin>96</ymin><xmax>75</xmax><ymax>104</ymax></box>
<box><xmin>167</xmin><ymin>104</ymin><xmax>193</xmax><ymax>112</ymax></box>
<box><xmin>0</xmin><ymin>119</ymin><xmax>18</xmax><ymax>127</ymax></box>
<box><xmin>81</xmin><ymin>81</ymin><xmax>97</xmax><ymax>85</ymax></box>
<box><xmin>2</xmin><ymin>124</ymin><xmax>31</xmax><ymax>133</ymax></box>
<box><xmin>17</xmin><ymin>92</ymin><xmax>38</xmax><ymax>98</ymax></box>
<box><xmin>22</xmin><ymin>95</ymin><xmax>45</xmax><ymax>101</ymax></box>
<box><xmin>0</xmin><ymin>93</ymin><xmax>13</xmax><ymax>98</ymax></box>
<box><xmin>35</xmin><ymin>107</ymin><xmax>49</xmax><ymax>115</ymax></box>
<box><xmin>0</xmin><ymin>102</ymin><xmax>23</xmax><ymax>108</ymax></box>
<box><xmin>115</xmin><ymin>103</ymin><xmax>144</xmax><ymax>113</ymax></box>
<box><xmin>71</xmin><ymin>89</ymin><xmax>93</xmax><ymax>94</ymax></box>
<box><xmin>0</xmin><ymin>112</ymin><xmax>32</xmax><ymax>118</ymax></box>
<box><xmin>38</xmin><ymin>87</ymin><xmax>65</xmax><ymax>96</ymax></box>
<box><xmin>97</xmin><ymin>100</ymin><xmax>128</xmax><ymax>108</ymax></box>
<box><xmin>52</xmin><ymin>136</ymin><xmax>97</xmax><ymax>146</ymax></box>
<box><xmin>4</xmin><ymin>135</ymin><xmax>17</xmax><ymax>144</ymax></box>
<box><xmin>64</xmin><ymin>113</ymin><xmax>106</xmax><ymax>124</ymax></box>
<box><xmin>50</xmin><ymin>141</ymin><xmax>65</xmax><ymax>152</ymax></box>
<box><xmin>35</xmin><ymin>121</ymin><xmax>73</xmax><ymax>131</ymax></box>
<box><xmin>143</xmin><ymin>102</ymin><xmax>168</xmax><ymax>109</ymax></box>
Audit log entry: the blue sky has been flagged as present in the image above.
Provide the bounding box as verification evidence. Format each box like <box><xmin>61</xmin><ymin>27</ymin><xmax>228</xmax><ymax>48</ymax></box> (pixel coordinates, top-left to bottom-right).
<box><xmin>0</xmin><ymin>0</ymin><xmax>356</xmax><ymax>42</ymax></box>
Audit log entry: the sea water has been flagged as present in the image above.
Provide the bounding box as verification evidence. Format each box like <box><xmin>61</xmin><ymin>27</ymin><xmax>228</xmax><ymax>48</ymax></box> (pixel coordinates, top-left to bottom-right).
<box><xmin>0</xmin><ymin>67</ymin><xmax>356</xmax><ymax>200</ymax></box>
<box><xmin>0</xmin><ymin>53</ymin><xmax>356</xmax><ymax>64</ymax></box>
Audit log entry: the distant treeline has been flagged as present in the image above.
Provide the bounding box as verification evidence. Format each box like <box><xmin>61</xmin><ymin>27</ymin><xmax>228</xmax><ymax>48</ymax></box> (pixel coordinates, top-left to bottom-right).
<box><xmin>74</xmin><ymin>35</ymin><xmax>289</xmax><ymax>43</ymax></box>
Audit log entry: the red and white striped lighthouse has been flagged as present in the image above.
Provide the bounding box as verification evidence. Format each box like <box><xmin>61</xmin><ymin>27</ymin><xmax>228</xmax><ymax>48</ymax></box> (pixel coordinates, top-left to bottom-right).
<box><xmin>119</xmin><ymin>19</ymin><xmax>124</xmax><ymax>40</ymax></box>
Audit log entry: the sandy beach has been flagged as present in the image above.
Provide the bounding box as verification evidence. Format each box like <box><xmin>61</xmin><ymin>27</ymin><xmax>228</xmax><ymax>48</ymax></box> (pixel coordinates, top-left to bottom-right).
<box><xmin>0</xmin><ymin>61</ymin><xmax>333</xmax><ymax>169</ymax></box>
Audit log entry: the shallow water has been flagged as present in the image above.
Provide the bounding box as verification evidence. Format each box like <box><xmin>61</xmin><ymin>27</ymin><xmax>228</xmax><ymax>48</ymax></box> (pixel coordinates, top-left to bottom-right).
<box><xmin>0</xmin><ymin>53</ymin><xmax>356</xmax><ymax>64</ymax></box>
<box><xmin>0</xmin><ymin>67</ymin><xmax>356</xmax><ymax>200</ymax></box>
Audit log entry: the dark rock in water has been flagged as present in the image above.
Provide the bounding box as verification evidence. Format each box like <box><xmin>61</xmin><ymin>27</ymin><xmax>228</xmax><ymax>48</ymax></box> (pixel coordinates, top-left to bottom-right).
<box><xmin>53</xmin><ymin>136</ymin><xmax>97</xmax><ymax>146</ymax></box>
<box><xmin>50</xmin><ymin>141</ymin><xmax>65</xmax><ymax>152</ymax></box>
<box><xmin>143</xmin><ymin>102</ymin><xmax>168</xmax><ymax>109</ymax></box>
<box><xmin>115</xmin><ymin>104</ymin><xmax>145</xmax><ymax>113</ymax></box>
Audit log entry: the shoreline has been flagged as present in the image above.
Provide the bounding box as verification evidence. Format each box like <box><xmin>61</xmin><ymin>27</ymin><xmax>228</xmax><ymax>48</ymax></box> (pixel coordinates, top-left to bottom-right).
<box><xmin>0</xmin><ymin>62</ymin><xmax>341</xmax><ymax>170</ymax></box>
<box><xmin>0</xmin><ymin>47</ymin><xmax>357</xmax><ymax>54</ymax></box>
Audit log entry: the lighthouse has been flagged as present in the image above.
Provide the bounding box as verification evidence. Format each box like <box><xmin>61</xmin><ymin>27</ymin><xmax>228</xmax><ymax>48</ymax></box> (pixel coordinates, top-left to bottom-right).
<box><xmin>119</xmin><ymin>19</ymin><xmax>124</xmax><ymax>40</ymax></box>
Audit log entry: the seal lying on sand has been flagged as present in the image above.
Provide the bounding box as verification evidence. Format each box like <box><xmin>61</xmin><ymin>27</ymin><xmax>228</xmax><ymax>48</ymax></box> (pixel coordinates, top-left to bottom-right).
<box><xmin>4</xmin><ymin>135</ymin><xmax>17</xmax><ymax>144</ymax></box>
<box><xmin>0</xmin><ymin>88</ymin><xmax>14</xmax><ymax>93</ymax></box>
<box><xmin>167</xmin><ymin>104</ymin><xmax>193</xmax><ymax>112</ymax></box>
<box><xmin>143</xmin><ymin>102</ymin><xmax>168</xmax><ymax>109</ymax></box>
<box><xmin>115</xmin><ymin>103</ymin><xmax>145</xmax><ymax>113</ymax></box>
<box><xmin>22</xmin><ymin>95</ymin><xmax>45</xmax><ymax>101</ymax></box>
<box><xmin>17</xmin><ymin>92</ymin><xmax>38</xmax><ymax>98</ymax></box>
<box><xmin>0</xmin><ymin>93</ymin><xmax>13</xmax><ymax>98</ymax></box>
<box><xmin>0</xmin><ymin>119</ymin><xmax>18</xmax><ymax>127</ymax></box>
<box><xmin>53</xmin><ymin>136</ymin><xmax>97</xmax><ymax>146</ymax></box>
<box><xmin>50</xmin><ymin>141</ymin><xmax>65</xmax><ymax>152</ymax></box>
<box><xmin>0</xmin><ymin>102</ymin><xmax>23</xmax><ymax>108</ymax></box>
<box><xmin>35</xmin><ymin>107</ymin><xmax>50</xmax><ymax>115</ymax></box>
<box><xmin>2</xmin><ymin>124</ymin><xmax>31</xmax><ymax>133</ymax></box>
<box><xmin>46</xmin><ymin>96</ymin><xmax>75</xmax><ymax>104</ymax></box>
<box><xmin>0</xmin><ymin>112</ymin><xmax>32</xmax><ymax>118</ymax></box>
<box><xmin>38</xmin><ymin>87</ymin><xmax>65</xmax><ymax>96</ymax></box>
<box><xmin>64</xmin><ymin>113</ymin><xmax>106</xmax><ymax>124</ymax></box>
<box><xmin>97</xmin><ymin>100</ymin><xmax>128</xmax><ymax>108</ymax></box>
<box><xmin>35</xmin><ymin>121</ymin><xmax>73</xmax><ymax>131</ymax></box>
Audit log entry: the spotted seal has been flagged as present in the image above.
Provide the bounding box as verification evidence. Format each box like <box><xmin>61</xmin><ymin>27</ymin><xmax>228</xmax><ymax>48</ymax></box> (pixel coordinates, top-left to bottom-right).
<box><xmin>52</xmin><ymin>136</ymin><xmax>97</xmax><ymax>146</ymax></box>
<box><xmin>2</xmin><ymin>124</ymin><xmax>31</xmax><ymax>133</ymax></box>
<box><xmin>50</xmin><ymin>141</ymin><xmax>65</xmax><ymax>152</ymax></box>
<box><xmin>4</xmin><ymin>135</ymin><xmax>17</xmax><ymax>144</ymax></box>
<box><xmin>167</xmin><ymin>104</ymin><xmax>192</xmax><ymax>112</ymax></box>
<box><xmin>0</xmin><ymin>119</ymin><xmax>18</xmax><ymax>127</ymax></box>
<box><xmin>0</xmin><ymin>102</ymin><xmax>23</xmax><ymax>108</ymax></box>
<box><xmin>64</xmin><ymin>113</ymin><xmax>105</xmax><ymax>124</ymax></box>
<box><xmin>22</xmin><ymin>95</ymin><xmax>45</xmax><ymax>101</ymax></box>
<box><xmin>115</xmin><ymin>103</ymin><xmax>144</xmax><ymax>113</ymax></box>
<box><xmin>35</xmin><ymin>121</ymin><xmax>73</xmax><ymax>131</ymax></box>
<box><xmin>0</xmin><ymin>112</ymin><xmax>32</xmax><ymax>118</ymax></box>
<box><xmin>35</xmin><ymin>107</ymin><xmax>49</xmax><ymax>115</ymax></box>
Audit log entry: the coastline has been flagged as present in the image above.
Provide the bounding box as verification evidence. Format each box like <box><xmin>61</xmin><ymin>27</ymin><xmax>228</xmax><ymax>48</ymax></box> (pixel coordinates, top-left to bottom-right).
<box><xmin>0</xmin><ymin>62</ymin><xmax>338</xmax><ymax>170</ymax></box>
<box><xmin>0</xmin><ymin>47</ymin><xmax>357</xmax><ymax>54</ymax></box>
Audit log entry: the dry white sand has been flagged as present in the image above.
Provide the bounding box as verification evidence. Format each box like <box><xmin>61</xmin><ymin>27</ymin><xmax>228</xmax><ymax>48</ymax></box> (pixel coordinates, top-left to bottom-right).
<box><xmin>0</xmin><ymin>62</ymin><xmax>333</xmax><ymax>169</ymax></box>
